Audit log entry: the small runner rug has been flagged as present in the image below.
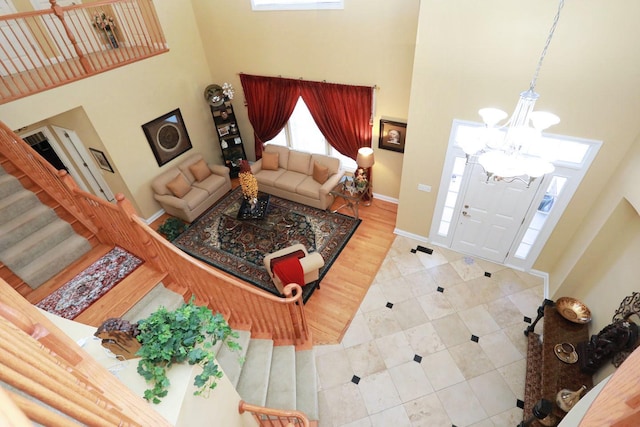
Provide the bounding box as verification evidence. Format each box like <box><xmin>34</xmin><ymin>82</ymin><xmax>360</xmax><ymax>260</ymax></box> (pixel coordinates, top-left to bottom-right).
<box><xmin>36</xmin><ymin>246</ymin><xmax>143</xmax><ymax>319</ymax></box>
<box><xmin>173</xmin><ymin>187</ymin><xmax>361</xmax><ymax>303</ymax></box>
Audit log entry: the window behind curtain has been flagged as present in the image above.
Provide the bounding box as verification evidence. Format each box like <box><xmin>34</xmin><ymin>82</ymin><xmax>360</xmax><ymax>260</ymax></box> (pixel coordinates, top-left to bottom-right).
<box><xmin>267</xmin><ymin>97</ymin><xmax>357</xmax><ymax>171</ymax></box>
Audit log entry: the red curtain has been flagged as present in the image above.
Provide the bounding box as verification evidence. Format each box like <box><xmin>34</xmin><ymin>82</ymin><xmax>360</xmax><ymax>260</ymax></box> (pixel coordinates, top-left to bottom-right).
<box><xmin>239</xmin><ymin>74</ymin><xmax>300</xmax><ymax>158</ymax></box>
<box><xmin>300</xmin><ymin>80</ymin><xmax>373</xmax><ymax>160</ymax></box>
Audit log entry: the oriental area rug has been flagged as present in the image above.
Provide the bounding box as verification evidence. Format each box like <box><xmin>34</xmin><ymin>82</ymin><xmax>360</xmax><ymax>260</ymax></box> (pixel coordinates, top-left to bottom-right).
<box><xmin>36</xmin><ymin>247</ymin><xmax>143</xmax><ymax>319</ymax></box>
<box><xmin>173</xmin><ymin>187</ymin><xmax>361</xmax><ymax>303</ymax></box>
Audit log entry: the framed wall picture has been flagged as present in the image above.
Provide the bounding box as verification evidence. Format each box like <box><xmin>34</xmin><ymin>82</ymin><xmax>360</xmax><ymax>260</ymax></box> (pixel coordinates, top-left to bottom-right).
<box><xmin>379</xmin><ymin>119</ymin><xmax>407</xmax><ymax>153</ymax></box>
<box><xmin>142</xmin><ymin>108</ymin><xmax>193</xmax><ymax>166</ymax></box>
<box><xmin>89</xmin><ymin>148</ymin><xmax>114</xmax><ymax>173</ymax></box>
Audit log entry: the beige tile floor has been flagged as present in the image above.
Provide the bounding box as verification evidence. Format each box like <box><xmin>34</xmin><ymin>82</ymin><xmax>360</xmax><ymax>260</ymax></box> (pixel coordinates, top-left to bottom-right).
<box><xmin>315</xmin><ymin>235</ymin><xmax>545</xmax><ymax>427</ymax></box>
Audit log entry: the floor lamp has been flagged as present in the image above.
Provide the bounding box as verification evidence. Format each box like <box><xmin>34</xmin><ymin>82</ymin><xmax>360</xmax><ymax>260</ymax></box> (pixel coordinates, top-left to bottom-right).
<box><xmin>356</xmin><ymin>147</ymin><xmax>375</xmax><ymax>206</ymax></box>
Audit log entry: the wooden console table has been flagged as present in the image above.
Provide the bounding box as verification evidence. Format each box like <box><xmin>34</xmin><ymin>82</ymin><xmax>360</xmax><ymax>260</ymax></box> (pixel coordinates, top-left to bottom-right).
<box><xmin>523</xmin><ymin>300</ymin><xmax>593</xmax><ymax>425</ymax></box>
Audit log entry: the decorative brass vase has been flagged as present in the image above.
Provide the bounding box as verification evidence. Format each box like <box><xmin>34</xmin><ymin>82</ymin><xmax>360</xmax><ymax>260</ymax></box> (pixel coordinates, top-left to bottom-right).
<box><xmin>556</xmin><ymin>385</ymin><xmax>587</xmax><ymax>412</ymax></box>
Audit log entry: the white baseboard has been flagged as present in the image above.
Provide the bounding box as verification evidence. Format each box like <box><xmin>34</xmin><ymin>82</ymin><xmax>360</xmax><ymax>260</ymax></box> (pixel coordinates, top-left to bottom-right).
<box><xmin>145</xmin><ymin>209</ymin><xmax>165</xmax><ymax>225</ymax></box>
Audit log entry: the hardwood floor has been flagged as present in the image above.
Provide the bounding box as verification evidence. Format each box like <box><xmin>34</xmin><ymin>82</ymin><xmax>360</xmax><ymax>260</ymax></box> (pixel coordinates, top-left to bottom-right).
<box><xmin>307</xmin><ymin>196</ymin><xmax>397</xmax><ymax>344</ymax></box>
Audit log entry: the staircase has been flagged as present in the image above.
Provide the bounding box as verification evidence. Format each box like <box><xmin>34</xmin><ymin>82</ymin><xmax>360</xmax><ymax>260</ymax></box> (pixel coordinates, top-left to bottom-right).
<box><xmin>122</xmin><ymin>285</ymin><xmax>320</xmax><ymax>423</ymax></box>
<box><xmin>0</xmin><ymin>144</ymin><xmax>318</xmax><ymax>424</ymax></box>
<box><xmin>0</xmin><ymin>164</ymin><xmax>93</xmax><ymax>291</ymax></box>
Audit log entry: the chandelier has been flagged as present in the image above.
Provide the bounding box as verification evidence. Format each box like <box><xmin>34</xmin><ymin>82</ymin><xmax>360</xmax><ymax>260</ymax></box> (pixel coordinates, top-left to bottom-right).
<box><xmin>460</xmin><ymin>0</ymin><xmax>565</xmax><ymax>187</ymax></box>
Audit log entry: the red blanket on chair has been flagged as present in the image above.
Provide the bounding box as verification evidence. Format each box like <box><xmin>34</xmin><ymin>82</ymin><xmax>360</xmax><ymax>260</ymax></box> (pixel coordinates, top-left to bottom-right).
<box><xmin>273</xmin><ymin>256</ymin><xmax>305</xmax><ymax>287</ymax></box>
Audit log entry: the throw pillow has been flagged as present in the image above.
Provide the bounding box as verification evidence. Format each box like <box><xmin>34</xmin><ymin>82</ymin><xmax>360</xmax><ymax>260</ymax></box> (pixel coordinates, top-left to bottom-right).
<box><xmin>166</xmin><ymin>174</ymin><xmax>191</xmax><ymax>198</ymax></box>
<box><xmin>188</xmin><ymin>159</ymin><xmax>212</xmax><ymax>182</ymax></box>
<box><xmin>313</xmin><ymin>161</ymin><xmax>329</xmax><ymax>184</ymax></box>
<box><xmin>262</xmin><ymin>151</ymin><xmax>279</xmax><ymax>171</ymax></box>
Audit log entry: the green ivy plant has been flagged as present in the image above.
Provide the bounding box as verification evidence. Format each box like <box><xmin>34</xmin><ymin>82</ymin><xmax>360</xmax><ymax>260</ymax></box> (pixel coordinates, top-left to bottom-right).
<box><xmin>156</xmin><ymin>217</ymin><xmax>187</xmax><ymax>241</ymax></box>
<box><xmin>135</xmin><ymin>297</ymin><xmax>241</xmax><ymax>404</ymax></box>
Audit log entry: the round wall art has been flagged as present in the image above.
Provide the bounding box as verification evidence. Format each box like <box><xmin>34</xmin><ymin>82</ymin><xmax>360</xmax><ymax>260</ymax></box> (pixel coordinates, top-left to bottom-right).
<box><xmin>142</xmin><ymin>108</ymin><xmax>193</xmax><ymax>166</ymax></box>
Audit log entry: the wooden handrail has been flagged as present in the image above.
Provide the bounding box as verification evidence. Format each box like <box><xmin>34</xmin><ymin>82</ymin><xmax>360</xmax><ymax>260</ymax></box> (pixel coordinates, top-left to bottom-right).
<box><xmin>0</xmin><ymin>123</ymin><xmax>98</xmax><ymax>237</ymax></box>
<box><xmin>239</xmin><ymin>400</ymin><xmax>310</xmax><ymax>427</ymax></box>
<box><xmin>0</xmin><ymin>0</ymin><xmax>168</xmax><ymax>104</ymax></box>
<box><xmin>0</xmin><ymin>279</ymin><xmax>171</xmax><ymax>426</ymax></box>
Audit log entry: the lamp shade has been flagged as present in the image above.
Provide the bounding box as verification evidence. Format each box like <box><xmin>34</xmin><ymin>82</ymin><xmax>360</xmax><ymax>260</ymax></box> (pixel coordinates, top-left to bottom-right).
<box><xmin>357</xmin><ymin>147</ymin><xmax>375</xmax><ymax>168</ymax></box>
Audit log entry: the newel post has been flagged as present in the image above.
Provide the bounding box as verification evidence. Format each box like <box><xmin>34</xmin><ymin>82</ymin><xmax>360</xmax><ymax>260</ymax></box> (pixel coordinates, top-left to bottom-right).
<box><xmin>49</xmin><ymin>0</ymin><xmax>93</xmax><ymax>74</ymax></box>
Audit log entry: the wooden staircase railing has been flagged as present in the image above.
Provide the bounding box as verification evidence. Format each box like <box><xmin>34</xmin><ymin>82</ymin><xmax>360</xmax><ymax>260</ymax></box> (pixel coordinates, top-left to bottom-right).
<box><xmin>0</xmin><ymin>279</ymin><xmax>172</xmax><ymax>426</ymax></box>
<box><xmin>0</xmin><ymin>0</ymin><xmax>168</xmax><ymax>104</ymax></box>
<box><xmin>239</xmin><ymin>400</ymin><xmax>310</xmax><ymax>427</ymax></box>
<box><xmin>0</xmin><ymin>122</ymin><xmax>98</xmax><ymax>237</ymax></box>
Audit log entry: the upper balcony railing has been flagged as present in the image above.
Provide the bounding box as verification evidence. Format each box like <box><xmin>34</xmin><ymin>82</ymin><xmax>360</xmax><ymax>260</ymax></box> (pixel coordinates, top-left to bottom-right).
<box><xmin>0</xmin><ymin>0</ymin><xmax>168</xmax><ymax>104</ymax></box>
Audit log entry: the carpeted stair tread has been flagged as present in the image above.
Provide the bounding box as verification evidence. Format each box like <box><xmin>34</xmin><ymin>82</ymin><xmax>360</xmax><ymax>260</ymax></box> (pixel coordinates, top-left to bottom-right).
<box><xmin>0</xmin><ymin>204</ymin><xmax>57</xmax><ymax>252</ymax></box>
<box><xmin>216</xmin><ymin>330</ymin><xmax>251</xmax><ymax>388</ymax></box>
<box><xmin>121</xmin><ymin>282</ymin><xmax>184</xmax><ymax>323</ymax></box>
<box><xmin>265</xmin><ymin>345</ymin><xmax>297</xmax><ymax>411</ymax></box>
<box><xmin>0</xmin><ymin>220</ymin><xmax>76</xmax><ymax>271</ymax></box>
<box><xmin>0</xmin><ymin>173</ymin><xmax>24</xmax><ymax>199</ymax></box>
<box><xmin>0</xmin><ymin>189</ymin><xmax>40</xmax><ymax>223</ymax></box>
<box><xmin>236</xmin><ymin>339</ymin><xmax>274</xmax><ymax>407</ymax></box>
<box><xmin>16</xmin><ymin>234</ymin><xmax>92</xmax><ymax>289</ymax></box>
<box><xmin>295</xmin><ymin>349</ymin><xmax>319</xmax><ymax>420</ymax></box>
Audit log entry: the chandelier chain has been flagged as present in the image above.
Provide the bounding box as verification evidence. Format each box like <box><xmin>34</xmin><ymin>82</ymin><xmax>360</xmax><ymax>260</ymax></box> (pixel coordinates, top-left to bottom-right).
<box><xmin>529</xmin><ymin>0</ymin><xmax>565</xmax><ymax>92</ymax></box>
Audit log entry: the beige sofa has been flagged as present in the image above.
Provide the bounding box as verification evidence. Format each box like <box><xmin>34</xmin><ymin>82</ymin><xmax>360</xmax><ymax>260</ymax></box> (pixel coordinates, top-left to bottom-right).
<box><xmin>250</xmin><ymin>145</ymin><xmax>344</xmax><ymax>210</ymax></box>
<box><xmin>151</xmin><ymin>153</ymin><xmax>232</xmax><ymax>223</ymax></box>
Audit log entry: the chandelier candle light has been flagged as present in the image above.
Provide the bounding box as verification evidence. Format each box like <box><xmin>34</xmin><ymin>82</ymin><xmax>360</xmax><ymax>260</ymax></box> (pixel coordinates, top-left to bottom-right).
<box><xmin>460</xmin><ymin>0</ymin><xmax>565</xmax><ymax>187</ymax></box>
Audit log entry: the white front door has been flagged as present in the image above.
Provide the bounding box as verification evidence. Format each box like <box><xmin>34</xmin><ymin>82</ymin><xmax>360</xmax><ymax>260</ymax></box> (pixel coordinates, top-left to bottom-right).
<box><xmin>451</xmin><ymin>162</ymin><xmax>542</xmax><ymax>263</ymax></box>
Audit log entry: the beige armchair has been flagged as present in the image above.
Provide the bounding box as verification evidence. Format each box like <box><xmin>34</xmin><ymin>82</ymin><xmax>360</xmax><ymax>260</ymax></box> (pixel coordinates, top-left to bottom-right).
<box><xmin>263</xmin><ymin>244</ymin><xmax>325</xmax><ymax>296</ymax></box>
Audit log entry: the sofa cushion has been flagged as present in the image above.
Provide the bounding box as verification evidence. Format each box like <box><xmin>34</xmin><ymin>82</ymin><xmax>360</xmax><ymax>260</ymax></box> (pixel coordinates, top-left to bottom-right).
<box><xmin>264</xmin><ymin>144</ymin><xmax>290</xmax><ymax>169</ymax></box>
<box><xmin>254</xmin><ymin>168</ymin><xmax>287</xmax><ymax>187</ymax></box>
<box><xmin>189</xmin><ymin>159</ymin><xmax>212</xmax><ymax>182</ymax></box>
<box><xmin>312</xmin><ymin>161</ymin><xmax>329</xmax><ymax>184</ymax></box>
<box><xmin>275</xmin><ymin>171</ymin><xmax>307</xmax><ymax>192</ymax></box>
<box><xmin>262</xmin><ymin>151</ymin><xmax>279</xmax><ymax>171</ymax></box>
<box><xmin>166</xmin><ymin>173</ymin><xmax>191</xmax><ymax>198</ymax></box>
<box><xmin>181</xmin><ymin>187</ymin><xmax>210</xmax><ymax>210</ymax></box>
<box><xmin>193</xmin><ymin>173</ymin><xmax>227</xmax><ymax>195</ymax></box>
<box><xmin>287</xmin><ymin>150</ymin><xmax>311</xmax><ymax>175</ymax></box>
<box><xmin>296</xmin><ymin>177</ymin><xmax>322</xmax><ymax>200</ymax></box>
<box><xmin>310</xmin><ymin>153</ymin><xmax>340</xmax><ymax>176</ymax></box>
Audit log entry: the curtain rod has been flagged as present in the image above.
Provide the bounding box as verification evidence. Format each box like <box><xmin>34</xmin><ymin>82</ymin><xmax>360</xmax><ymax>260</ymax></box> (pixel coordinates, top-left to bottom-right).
<box><xmin>238</xmin><ymin>72</ymin><xmax>378</xmax><ymax>90</ymax></box>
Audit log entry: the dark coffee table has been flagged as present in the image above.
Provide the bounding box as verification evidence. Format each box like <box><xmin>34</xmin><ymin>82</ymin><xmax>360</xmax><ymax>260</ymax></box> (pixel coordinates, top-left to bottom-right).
<box><xmin>237</xmin><ymin>192</ymin><xmax>270</xmax><ymax>220</ymax></box>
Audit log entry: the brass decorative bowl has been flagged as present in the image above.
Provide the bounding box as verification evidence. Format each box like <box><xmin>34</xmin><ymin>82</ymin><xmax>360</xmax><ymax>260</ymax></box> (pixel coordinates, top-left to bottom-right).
<box><xmin>556</xmin><ymin>297</ymin><xmax>592</xmax><ymax>324</ymax></box>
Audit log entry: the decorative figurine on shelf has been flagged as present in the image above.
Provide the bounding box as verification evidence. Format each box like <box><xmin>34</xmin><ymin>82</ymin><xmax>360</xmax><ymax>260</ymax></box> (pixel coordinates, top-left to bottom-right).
<box><xmin>610</xmin><ymin>292</ymin><xmax>640</xmax><ymax>368</ymax></box>
<box><xmin>577</xmin><ymin>319</ymin><xmax>639</xmax><ymax>374</ymax></box>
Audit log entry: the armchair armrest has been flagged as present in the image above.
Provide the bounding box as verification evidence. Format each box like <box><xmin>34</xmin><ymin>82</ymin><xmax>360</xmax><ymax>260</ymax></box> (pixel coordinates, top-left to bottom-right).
<box><xmin>209</xmin><ymin>164</ymin><xmax>230</xmax><ymax>177</ymax></box>
<box><xmin>250</xmin><ymin>159</ymin><xmax>263</xmax><ymax>174</ymax></box>
<box><xmin>319</xmin><ymin>170</ymin><xmax>345</xmax><ymax>196</ymax></box>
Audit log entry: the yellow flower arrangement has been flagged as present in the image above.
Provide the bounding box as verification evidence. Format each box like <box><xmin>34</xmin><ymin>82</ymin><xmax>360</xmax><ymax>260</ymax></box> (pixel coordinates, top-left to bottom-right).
<box><xmin>238</xmin><ymin>161</ymin><xmax>258</xmax><ymax>200</ymax></box>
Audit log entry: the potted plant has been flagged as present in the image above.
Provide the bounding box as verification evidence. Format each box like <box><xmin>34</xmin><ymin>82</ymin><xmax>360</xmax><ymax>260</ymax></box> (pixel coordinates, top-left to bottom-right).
<box><xmin>156</xmin><ymin>217</ymin><xmax>187</xmax><ymax>241</ymax></box>
<box><xmin>135</xmin><ymin>297</ymin><xmax>240</xmax><ymax>403</ymax></box>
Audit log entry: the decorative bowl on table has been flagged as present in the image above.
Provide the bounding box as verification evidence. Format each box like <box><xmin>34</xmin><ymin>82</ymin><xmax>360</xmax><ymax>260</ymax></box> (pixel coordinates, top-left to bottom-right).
<box><xmin>556</xmin><ymin>297</ymin><xmax>592</xmax><ymax>324</ymax></box>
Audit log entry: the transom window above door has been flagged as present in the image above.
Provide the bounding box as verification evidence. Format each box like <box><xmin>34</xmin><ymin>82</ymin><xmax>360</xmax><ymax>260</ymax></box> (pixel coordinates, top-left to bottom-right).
<box><xmin>251</xmin><ymin>0</ymin><xmax>343</xmax><ymax>11</ymax></box>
